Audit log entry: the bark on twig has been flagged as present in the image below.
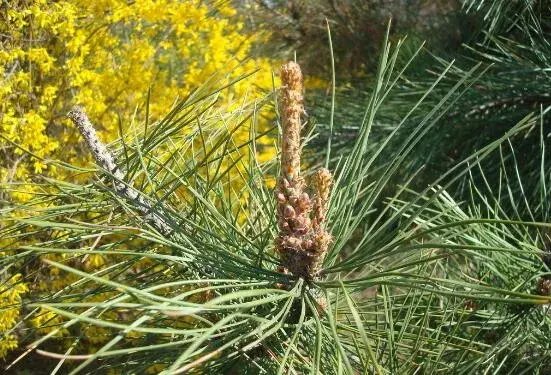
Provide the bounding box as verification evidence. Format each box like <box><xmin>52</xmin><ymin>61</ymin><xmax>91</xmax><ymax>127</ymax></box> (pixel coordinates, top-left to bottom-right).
<box><xmin>67</xmin><ymin>106</ymin><xmax>172</xmax><ymax>235</ymax></box>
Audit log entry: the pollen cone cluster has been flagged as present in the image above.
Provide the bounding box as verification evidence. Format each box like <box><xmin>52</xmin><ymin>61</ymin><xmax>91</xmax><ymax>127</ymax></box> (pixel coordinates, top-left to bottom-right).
<box><xmin>275</xmin><ymin>62</ymin><xmax>333</xmax><ymax>279</ymax></box>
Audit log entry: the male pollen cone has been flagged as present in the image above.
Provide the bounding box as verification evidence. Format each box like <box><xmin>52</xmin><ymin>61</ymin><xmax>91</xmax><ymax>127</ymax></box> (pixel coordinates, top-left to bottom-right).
<box><xmin>279</xmin><ymin>62</ymin><xmax>304</xmax><ymax>182</ymax></box>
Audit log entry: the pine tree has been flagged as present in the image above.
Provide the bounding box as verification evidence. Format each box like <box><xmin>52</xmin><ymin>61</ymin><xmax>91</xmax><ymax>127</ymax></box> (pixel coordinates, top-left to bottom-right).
<box><xmin>1</xmin><ymin>29</ymin><xmax>550</xmax><ymax>373</ymax></box>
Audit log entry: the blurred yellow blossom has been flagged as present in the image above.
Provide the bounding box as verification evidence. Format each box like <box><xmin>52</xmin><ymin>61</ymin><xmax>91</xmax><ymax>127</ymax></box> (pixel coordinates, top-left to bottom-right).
<box><xmin>0</xmin><ymin>274</ymin><xmax>28</xmax><ymax>357</ymax></box>
<box><xmin>1</xmin><ymin>0</ymin><xmax>276</xmax><ymax>195</ymax></box>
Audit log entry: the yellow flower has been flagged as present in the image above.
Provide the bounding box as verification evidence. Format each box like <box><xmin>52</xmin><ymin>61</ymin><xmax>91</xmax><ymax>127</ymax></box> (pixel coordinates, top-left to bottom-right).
<box><xmin>0</xmin><ymin>274</ymin><xmax>28</xmax><ymax>357</ymax></box>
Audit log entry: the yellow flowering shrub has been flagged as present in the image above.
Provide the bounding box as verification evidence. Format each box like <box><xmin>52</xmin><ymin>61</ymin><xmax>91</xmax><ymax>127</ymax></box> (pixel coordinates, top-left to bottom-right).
<box><xmin>0</xmin><ymin>0</ymin><xmax>279</xmax><ymax>358</ymax></box>
<box><xmin>0</xmin><ymin>0</ymin><xmax>275</xmax><ymax>184</ymax></box>
<box><xmin>0</xmin><ymin>274</ymin><xmax>28</xmax><ymax>358</ymax></box>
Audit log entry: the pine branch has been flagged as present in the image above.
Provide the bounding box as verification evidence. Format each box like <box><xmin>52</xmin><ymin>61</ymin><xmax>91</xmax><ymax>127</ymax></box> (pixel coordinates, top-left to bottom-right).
<box><xmin>67</xmin><ymin>106</ymin><xmax>172</xmax><ymax>235</ymax></box>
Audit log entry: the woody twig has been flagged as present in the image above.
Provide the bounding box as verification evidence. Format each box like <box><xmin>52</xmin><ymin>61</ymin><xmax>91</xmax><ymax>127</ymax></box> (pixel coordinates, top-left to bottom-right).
<box><xmin>67</xmin><ymin>107</ymin><xmax>172</xmax><ymax>235</ymax></box>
